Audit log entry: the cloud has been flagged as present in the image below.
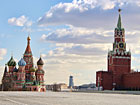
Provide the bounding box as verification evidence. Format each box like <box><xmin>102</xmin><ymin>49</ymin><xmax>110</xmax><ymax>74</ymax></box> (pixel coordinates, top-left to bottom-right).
<box><xmin>38</xmin><ymin>0</ymin><xmax>140</xmax><ymax>30</ymax></box>
<box><xmin>40</xmin><ymin>27</ymin><xmax>140</xmax><ymax>62</ymax></box>
<box><xmin>42</xmin><ymin>46</ymin><xmax>107</xmax><ymax>85</ymax></box>
<box><xmin>65</xmin><ymin>45</ymin><xmax>107</xmax><ymax>56</ymax></box>
<box><xmin>0</xmin><ymin>48</ymin><xmax>7</xmax><ymax>60</ymax></box>
<box><xmin>40</xmin><ymin>29</ymin><xmax>111</xmax><ymax>84</ymax></box>
<box><xmin>41</xmin><ymin>26</ymin><xmax>113</xmax><ymax>44</ymax></box>
<box><xmin>40</xmin><ymin>35</ymin><xmax>113</xmax><ymax>85</ymax></box>
<box><xmin>8</xmin><ymin>15</ymin><xmax>32</xmax><ymax>27</ymax></box>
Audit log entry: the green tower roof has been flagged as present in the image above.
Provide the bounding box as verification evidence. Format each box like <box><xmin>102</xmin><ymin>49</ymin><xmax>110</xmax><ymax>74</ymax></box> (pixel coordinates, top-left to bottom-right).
<box><xmin>7</xmin><ymin>56</ymin><xmax>16</xmax><ymax>66</ymax></box>
<box><xmin>117</xmin><ymin>9</ymin><xmax>123</xmax><ymax>30</ymax></box>
<box><xmin>117</xmin><ymin>14</ymin><xmax>121</xmax><ymax>29</ymax></box>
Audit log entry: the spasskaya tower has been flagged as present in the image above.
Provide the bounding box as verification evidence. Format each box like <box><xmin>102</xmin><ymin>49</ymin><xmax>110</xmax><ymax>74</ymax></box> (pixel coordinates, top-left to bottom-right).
<box><xmin>107</xmin><ymin>9</ymin><xmax>131</xmax><ymax>89</ymax></box>
<box><xmin>96</xmin><ymin>9</ymin><xmax>131</xmax><ymax>90</ymax></box>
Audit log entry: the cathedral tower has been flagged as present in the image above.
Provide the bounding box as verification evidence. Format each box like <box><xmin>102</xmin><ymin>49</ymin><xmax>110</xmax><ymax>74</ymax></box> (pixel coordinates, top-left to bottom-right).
<box><xmin>16</xmin><ymin>58</ymin><xmax>26</xmax><ymax>90</ymax></box>
<box><xmin>23</xmin><ymin>36</ymin><xmax>33</xmax><ymax>81</ymax></box>
<box><xmin>7</xmin><ymin>56</ymin><xmax>16</xmax><ymax>74</ymax></box>
<box><xmin>36</xmin><ymin>57</ymin><xmax>45</xmax><ymax>85</ymax></box>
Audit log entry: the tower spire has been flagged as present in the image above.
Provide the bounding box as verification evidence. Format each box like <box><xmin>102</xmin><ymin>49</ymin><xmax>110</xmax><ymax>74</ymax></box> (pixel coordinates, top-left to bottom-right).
<box><xmin>27</xmin><ymin>35</ymin><xmax>31</xmax><ymax>45</ymax></box>
<box><xmin>11</xmin><ymin>51</ymin><xmax>13</xmax><ymax>57</ymax></box>
<box><xmin>117</xmin><ymin>9</ymin><xmax>122</xmax><ymax>29</ymax></box>
<box><xmin>25</xmin><ymin>36</ymin><xmax>31</xmax><ymax>54</ymax></box>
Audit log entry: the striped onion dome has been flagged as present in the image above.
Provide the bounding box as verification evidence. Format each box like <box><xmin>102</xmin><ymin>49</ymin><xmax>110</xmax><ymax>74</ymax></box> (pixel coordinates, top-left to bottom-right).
<box><xmin>18</xmin><ymin>58</ymin><xmax>26</xmax><ymax>66</ymax></box>
<box><xmin>7</xmin><ymin>56</ymin><xmax>16</xmax><ymax>66</ymax></box>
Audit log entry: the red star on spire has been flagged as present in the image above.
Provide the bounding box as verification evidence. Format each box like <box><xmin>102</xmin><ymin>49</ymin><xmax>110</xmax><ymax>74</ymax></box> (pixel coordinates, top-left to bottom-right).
<box><xmin>118</xmin><ymin>9</ymin><xmax>122</xmax><ymax>13</ymax></box>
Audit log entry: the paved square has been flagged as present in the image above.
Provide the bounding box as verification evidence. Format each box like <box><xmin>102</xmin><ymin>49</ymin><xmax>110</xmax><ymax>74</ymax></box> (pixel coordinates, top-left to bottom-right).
<box><xmin>0</xmin><ymin>91</ymin><xmax>140</xmax><ymax>105</ymax></box>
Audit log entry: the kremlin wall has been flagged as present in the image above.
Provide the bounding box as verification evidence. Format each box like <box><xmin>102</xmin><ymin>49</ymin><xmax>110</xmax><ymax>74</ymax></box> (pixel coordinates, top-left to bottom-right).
<box><xmin>96</xmin><ymin>9</ymin><xmax>140</xmax><ymax>90</ymax></box>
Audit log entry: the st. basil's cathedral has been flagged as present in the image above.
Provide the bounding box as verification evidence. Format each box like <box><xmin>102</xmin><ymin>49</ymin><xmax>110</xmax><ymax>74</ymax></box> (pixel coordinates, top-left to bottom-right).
<box><xmin>1</xmin><ymin>36</ymin><xmax>46</xmax><ymax>92</ymax></box>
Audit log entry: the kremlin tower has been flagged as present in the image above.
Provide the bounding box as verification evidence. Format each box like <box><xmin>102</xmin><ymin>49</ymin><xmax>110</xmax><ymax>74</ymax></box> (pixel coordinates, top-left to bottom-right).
<box><xmin>1</xmin><ymin>36</ymin><xmax>46</xmax><ymax>91</ymax></box>
<box><xmin>96</xmin><ymin>9</ymin><xmax>140</xmax><ymax>90</ymax></box>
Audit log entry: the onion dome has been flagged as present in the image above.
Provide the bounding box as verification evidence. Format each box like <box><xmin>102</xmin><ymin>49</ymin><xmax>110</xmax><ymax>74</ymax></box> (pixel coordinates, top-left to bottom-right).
<box><xmin>13</xmin><ymin>67</ymin><xmax>18</xmax><ymax>72</ymax></box>
<box><xmin>18</xmin><ymin>58</ymin><xmax>26</xmax><ymax>66</ymax></box>
<box><xmin>36</xmin><ymin>69</ymin><xmax>45</xmax><ymax>74</ymax></box>
<box><xmin>37</xmin><ymin>57</ymin><xmax>44</xmax><ymax>65</ymax></box>
<box><xmin>27</xmin><ymin>36</ymin><xmax>31</xmax><ymax>40</ymax></box>
<box><xmin>29</xmin><ymin>67</ymin><xmax>36</xmax><ymax>72</ymax></box>
<box><xmin>7</xmin><ymin>56</ymin><xmax>16</xmax><ymax>66</ymax></box>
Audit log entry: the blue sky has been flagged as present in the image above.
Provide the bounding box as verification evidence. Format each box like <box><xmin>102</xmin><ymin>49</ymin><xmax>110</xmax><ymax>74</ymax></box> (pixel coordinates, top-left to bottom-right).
<box><xmin>0</xmin><ymin>0</ymin><xmax>140</xmax><ymax>85</ymax></box>
<box><xmin>0</xmin><ymin>0</ymin><xmax>71</xmax><ymax>58</ymax></box>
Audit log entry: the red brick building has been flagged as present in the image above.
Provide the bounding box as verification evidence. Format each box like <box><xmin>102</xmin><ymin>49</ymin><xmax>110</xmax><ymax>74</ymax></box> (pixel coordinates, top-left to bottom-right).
<box><xmin>96</xmin><ymin>9</ymin><xmax>140</xmax><ymax>90</ymax></box>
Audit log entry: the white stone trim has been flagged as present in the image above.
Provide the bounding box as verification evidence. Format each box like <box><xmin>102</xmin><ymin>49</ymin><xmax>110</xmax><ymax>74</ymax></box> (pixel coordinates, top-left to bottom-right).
<box><xmin>112</xmin><ymin>56</ymin><xmax>130</xmax><ymax>59</ymax></box>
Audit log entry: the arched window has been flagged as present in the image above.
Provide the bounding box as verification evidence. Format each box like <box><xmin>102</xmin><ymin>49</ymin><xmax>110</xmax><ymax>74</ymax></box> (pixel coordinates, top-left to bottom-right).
<box><xmin>34</xmin><ymin>88</ymin><xmax>36</xmax><ymax>91</ymax></box>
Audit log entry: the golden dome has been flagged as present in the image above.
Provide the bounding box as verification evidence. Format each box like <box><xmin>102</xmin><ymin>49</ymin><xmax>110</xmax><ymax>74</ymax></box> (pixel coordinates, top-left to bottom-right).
<box><xmin>27</xmin><ymin>36</ymin><xmax>31</xmax><ymax>40</ymax></box>
<box><xmin>29</xmin><ymin>67</ymin><xmax>36</xmax><ymax>72</ymax></box>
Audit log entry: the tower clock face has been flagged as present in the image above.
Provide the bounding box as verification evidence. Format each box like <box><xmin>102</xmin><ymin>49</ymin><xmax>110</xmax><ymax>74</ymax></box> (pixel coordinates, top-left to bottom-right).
<box><xmin>118</xmin><ymin>43</ymin><xmax>124</xmax><ymax>49</ymax></box>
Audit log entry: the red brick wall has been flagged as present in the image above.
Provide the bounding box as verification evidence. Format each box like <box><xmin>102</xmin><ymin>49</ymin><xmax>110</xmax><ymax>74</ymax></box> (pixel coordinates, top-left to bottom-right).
<box><xmin>123</xmin><ymin>73</ymin><xmax>140</xmax><ymax>89</ymax></box>
<box><xmin>108</xmin><ymin>55</ymin><xmax>131</xmax><ymax>89</ymax></box>
<box><xmin>96</xmin><ymin>71</ymin><xmax>113</xmax><ymax>90</ymax></box>
<box><xmin>108</xmin><ymin>56</ymin><xmax>131</xmax><ymax>74</ymax></box>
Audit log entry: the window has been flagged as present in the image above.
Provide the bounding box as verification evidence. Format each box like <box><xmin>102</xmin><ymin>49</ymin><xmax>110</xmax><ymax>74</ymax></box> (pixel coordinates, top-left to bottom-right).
<box><xmin>34</xmin><ymin>88</ymin><xmax>36</xmax><ymax>91</ymax></box>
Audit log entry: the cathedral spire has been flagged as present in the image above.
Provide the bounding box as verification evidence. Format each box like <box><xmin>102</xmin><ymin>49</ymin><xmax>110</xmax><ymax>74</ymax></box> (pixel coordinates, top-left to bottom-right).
<box><xmin>25</xmin><ymin>36</ymin><xmax>32</xmax><ymax>54</ymax></box>
<box><xmin>23</xmin><ymin>35</ymin><xmax>33</xmax><ymax>81</ymax></box>
<box><xmin>27</xmin><ymin>36</ymin><xmax>31</xmax><ymax>44</ymax></box>
<box><xmin>117</xmin><ymin>9</ymin><xmax>122</xmax><ymax>29</ymax></box>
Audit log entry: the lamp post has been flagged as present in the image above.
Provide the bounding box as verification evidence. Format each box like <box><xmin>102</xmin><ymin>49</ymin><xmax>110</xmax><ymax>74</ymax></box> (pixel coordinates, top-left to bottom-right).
<box><xmin>98</xmin><ymin>77</ymin><xmax>100</xmax><ymax>91</ymax></box>
<box><xmin>112</xmin><ymin>83</ymin><xmax>116</xmax><ymax>91</ymax></box>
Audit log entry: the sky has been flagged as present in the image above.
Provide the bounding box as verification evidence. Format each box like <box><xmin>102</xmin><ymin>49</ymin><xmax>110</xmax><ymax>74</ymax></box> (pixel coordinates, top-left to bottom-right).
<box><xmin>0</xmin><ymin>0</ymin><xmax>140</xmax><ymax>85</ymax></box>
